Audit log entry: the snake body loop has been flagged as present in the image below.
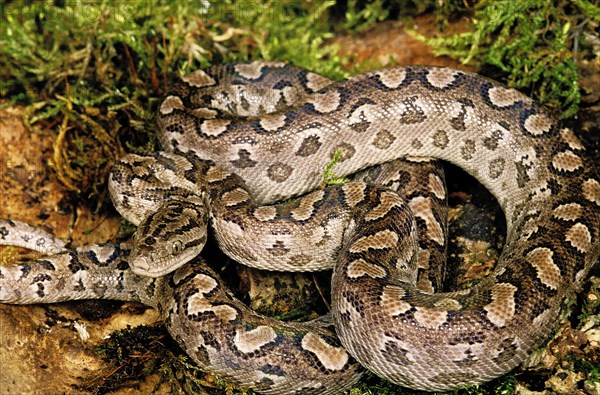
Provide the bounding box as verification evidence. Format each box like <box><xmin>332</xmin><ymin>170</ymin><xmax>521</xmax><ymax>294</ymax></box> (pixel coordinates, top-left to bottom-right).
<box><xmin>1</xmin><ymin>62</ymin><xmax>599</xmax><ymax>394</ymax></box>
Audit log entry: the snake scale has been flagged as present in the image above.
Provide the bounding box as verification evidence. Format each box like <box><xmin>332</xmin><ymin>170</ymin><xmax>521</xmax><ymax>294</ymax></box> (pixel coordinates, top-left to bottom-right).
<box><xmin>1</xmin><ymin>61</ymin><xmax>599</xmax><ymax>394</ymax></box>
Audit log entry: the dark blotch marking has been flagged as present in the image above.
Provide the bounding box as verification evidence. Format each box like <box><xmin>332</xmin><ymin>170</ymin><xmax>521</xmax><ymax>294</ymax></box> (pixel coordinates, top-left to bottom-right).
<box><xmin>67</xmin><ymin>253</ymin><xmax>89</xmax><ymax>273</ymax></box>
<box><xmin>488</xmin><ymin>158</ymin><xmax>506</xmax><ymax>179</ymax></box>
<box><xmin>231</xmin><ymin>149</ymin><xmax>258</xmax><ymax>169</ymax></box>
<box><xmin>36</xmin><ymin>283</ymin><xmax>45</xmax><ymax>298</ymax></box>
<box><xmin>447</xmin><ymin>330</ymin><xmax>485</xmax><ymax>346</ymax></box>
<box><xmin>499</xmin><ymin>120</ymin><xmax>511</xmax><ymax>130</ymax></box>
<box><xmin>267</xmin><ymin>162</ymin><xmax>293</xmax><ymax>182</ymax></box>
<box><xmin>372</xmin><ymin>129</ymin><xmax>396</xmax><ymax>150</ymax></box>
<box><xmin>461</xmin><ymin>139</ymin><xmax>476</xmax><ymax>160</ymax></box>
<box><xmin>32</xmin><ymin>273</ymin><xmax>52</xmax><ymax>283</ymax></box>
<box><xmin>382</xmin><ymin>341</ymin><xmax>413</xmax><ymax>366</ymax></box>
<box><xmin>266</xmin><ymin>240</ymin><xmax>290</xmax><ymax>256</ymax></box>
<box><xmin>449</xmin><ymin>98</ymin><xmax>474</xmax><ymax>131</ymax></box>
<box><xmin>272</xmin><ymin>80</ymin><xmax>293</xmax><ymax>90</ymax></box>
<box><xmin>166</xmin><ymin>124</ymin><xmax>185</xmax><ymax>135</ymax></box>
<box><xmin>454</xmin><ymin>349</ymin><xmax>479</xmax><ymax>367</ymax></box>
<box><xmin>72</xmin><ymin>277</ymin><xmax>85</xmax><ymax>292</ymax></box>
<box><xmin>399</xmin><ymin>96</ymin><xmax>426</xmax><ymax>124</ymax></box>
<box><xmin>39</xmin><ymin>260</ymin><xmax>56</xmax><ymax>271</ymax></box>
<box><xmin>546</xmin><ymin>178</ymin><xmax>562</xmax><ymax>195</ymax></box>
<box><xmin>297</xmin><ymin>70</ymin><xmax>319</xmax><ymax>93</ymax></box>
<box><xmin>260</xmin><ymin>364</ymin><xmax>286</xmax><ymax>376</ymax></box>
<box><xmin>349</xmin><ymin>97</ymin><xmax>375</xmax><ymax>133</ymax></box>
<box><xmin>342</xmin><ymin>289</ymin><xmax>367</xmax><ymax>317</ymax></box>
<box><xmin>296</xmin><ymin>135</ymin><xmax>322</xmax><ymax>157</ymax></box>
<box><xmin>19</xmin><ymin>265</ymin><xmax>31</xmax><ymax>279</ymax></box>
<box><xmin>432</xmin><ymin>130</ymin><xmax>449</xmax><ymax>149</ymax></box>
<box><xmin>515</xmin><ymin>160</ymin><xmax>531</xmax><ymax>188</ymax></box>
<box><xmin>350</xmin><ymin>119</ymin><xmax>370</xmax><ymax>133</ymax></box>
<box><xmin>493</xmin><ymin>337</ymin><xmax>520</xmax><ymax>365</ymax></box>
<box><xmin>332</xmin><ymin>143</ymin><xmax>356</xmax><ymax>162</ymax></box>
<box><xmin>232</xmin><ymin>135</ymin><xmax>258</xmax><ymax>145</ymax></box>
<box><xmin>411</xmin><ymin>138</ymin><xmax>423</xmax><ymax>149</ymax></box>
<box><xmin>116</xmin><ymin>272</ymin><xmax>126</xmax><ymax>291</ymax></box>
<box><xmin>483</xmin><ymin>129</ymin><xmax>504</xmax><ymax>151</ymax></box>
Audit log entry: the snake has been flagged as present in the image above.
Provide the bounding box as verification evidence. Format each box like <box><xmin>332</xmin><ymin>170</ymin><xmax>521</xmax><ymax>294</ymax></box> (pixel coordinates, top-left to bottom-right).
<box><xmin>1</xmin><ymin>61</ymin><xmax>599</xmax><ymax>394</ymax></box>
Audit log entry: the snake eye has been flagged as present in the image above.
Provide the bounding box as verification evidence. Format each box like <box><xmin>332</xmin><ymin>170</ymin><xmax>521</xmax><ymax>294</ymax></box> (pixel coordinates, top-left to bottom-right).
<box><xmin>172</xmin><ymin>240</ymin><xmax>183</xmax><ymax>255</ymax></box>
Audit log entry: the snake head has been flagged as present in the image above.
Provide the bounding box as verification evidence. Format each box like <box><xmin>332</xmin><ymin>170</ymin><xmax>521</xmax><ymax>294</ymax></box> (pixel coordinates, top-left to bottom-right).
<box><xmin>129</xmin><ymin>199</ymin><xmax>208</xmax><ymax>278</ymax></box>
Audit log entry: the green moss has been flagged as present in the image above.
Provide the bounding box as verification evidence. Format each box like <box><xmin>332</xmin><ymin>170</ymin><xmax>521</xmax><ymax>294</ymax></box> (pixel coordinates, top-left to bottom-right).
<box><xmin>90</xmin><ymin>325</ymin><xmax>168</xmax><ymax>393</ymax></box>
<box><xmin>343</xmin><ymin>0</ymin><xmax>390</xmax><ymax>32</ymax></box>
<box><xmin>572</xmin><ymin>355</ymin><xmax>600</xmax><ymax>383</ymax></box>
<box><xmin>578</xmin><ymin>277</ymin><xmax>600</xmax><ymax>322</ymax></box>
<box><xmin>209</xmin><ymin>1</ymin><xmax>348</xmax><ymax>79</ymax></box>
<box><xmin>491</xmin><ymin>375</ymin><xmax>516</xmax><ymax>395</ymax></box>
<box><xmin>348</xmin><ymin>384</ymin><xmax>467</xmax><ymax>395</ymax></box>
<box><xmin>91</xmin><ymin>324</ymin><xmax>248</xmax><ymax>394</ymax></box>
<box><xmin>323</xmin><ymin>149</ymin><xmax>351</xmax><ymax>186</ymax></box>
<box><xmin>412</xmin><ymin>0</ymin><xmax>599</xmax><ymax>118</ymax></box>
<box><xmin>0</xmin><ymin>1</ymin><xmax>348</xmax><ymax>202</ymax></box>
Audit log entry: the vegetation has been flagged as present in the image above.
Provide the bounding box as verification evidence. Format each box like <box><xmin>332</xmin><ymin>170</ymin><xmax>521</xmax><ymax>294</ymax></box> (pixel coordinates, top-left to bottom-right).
<box><xmin>2</xmin><ymin>0</ymin><xmax>597</xmax><ymax>201</ymax></box>
<box><xmin>323</xmin><ymin>149</ymin><xmax>351</xmax><ymax>186</ymax></box>
<box><xmin>1</xmin><ymin>1</ymin><xmax>598</xmax><ymax>394</ymax></box>
<box><xmin>0</xmin><ymin>1</ymin><xmax>349</xmax><ymax>202</ymax></box>
<box><xmin>412</xmin><ymin>0</ymin><xmax>600</xmax><ymax>118</ymax></box>
<box><xmin>91</xmin><ymin>324</ymin><xmax>239</xmax><ymax>394</ymax></box>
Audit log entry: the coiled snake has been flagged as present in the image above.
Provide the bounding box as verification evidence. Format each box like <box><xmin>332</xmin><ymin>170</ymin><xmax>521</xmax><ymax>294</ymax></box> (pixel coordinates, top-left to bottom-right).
<box><xmin>1</xmin><ymin>62</ymin><xmax>599</xmax><ymax>394</ymax></box>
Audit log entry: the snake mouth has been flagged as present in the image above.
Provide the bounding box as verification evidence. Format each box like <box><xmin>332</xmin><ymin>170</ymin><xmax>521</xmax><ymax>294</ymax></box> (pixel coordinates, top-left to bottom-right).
<box><xmin>129</xmin><ymin>252</ymin><xmax>173</xmax><ymax>278</ymax></box>
<box><xmin>130</xmin><ymin>249</ymin><xmax>200</xmax><ymax>278</ymax></box>
<box><xmin>129</xmin><ymin>254</ymin><xmax>152</xmax><ymax>276</ymax></box>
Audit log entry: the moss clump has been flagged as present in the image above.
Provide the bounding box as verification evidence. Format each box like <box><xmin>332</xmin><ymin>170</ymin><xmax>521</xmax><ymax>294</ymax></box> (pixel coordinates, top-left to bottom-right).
<box><xmin>322</xmin><ymin>149</ymin><xmax>351</xmax><ymax>187</ymax></box>
<box><xmin>1</xmin><ymin>1</ymin><xmax>348</xmax><ymax>203</ymax></box>
<box><xmin>88</xmin><ymin>325</ymin><xmax>169</xmax><ymax>394</ymax></box>
<box><xmin>89</xmin><ymin>324</ymin><xmax>246</xmax><ymax>394</ymax></box>
<box><xmin>413</xmin><ymin>0</ymin><xmax>600</xmax><ymax>118</ymax></box>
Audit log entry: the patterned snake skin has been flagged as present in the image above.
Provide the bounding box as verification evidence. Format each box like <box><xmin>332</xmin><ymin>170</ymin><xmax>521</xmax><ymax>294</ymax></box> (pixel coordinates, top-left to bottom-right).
<box><xmin>1</xmin><ymin>62</ymin><xmax>599</xmax><ymax>394</ymax></box>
